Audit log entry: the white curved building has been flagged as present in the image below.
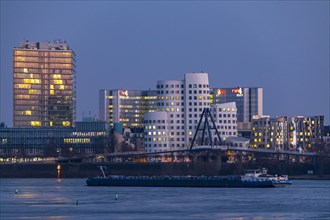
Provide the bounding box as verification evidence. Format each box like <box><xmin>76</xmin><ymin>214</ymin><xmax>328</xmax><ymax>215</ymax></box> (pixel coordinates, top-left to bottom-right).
<box><xmin>144</xmin><ymin>112</ymin><xmax>169</xmax><ymax>152</ymax></box>
<box><xmin>144</xmin><ymin>73</ymin><xmax>211</xmax><ymax>152</ymax></box>
<box><xmin>212</xmin><ymin>102</ymin><xmax>238</xmax><ymax>141</ymax></box>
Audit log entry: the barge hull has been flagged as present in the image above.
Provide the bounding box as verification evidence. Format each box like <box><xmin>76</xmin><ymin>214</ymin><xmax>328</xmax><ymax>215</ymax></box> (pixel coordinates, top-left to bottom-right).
<box><xmin>86</xmin><ymin>177</ymin><xmax>275</xmax><ymax>188</ymax></box>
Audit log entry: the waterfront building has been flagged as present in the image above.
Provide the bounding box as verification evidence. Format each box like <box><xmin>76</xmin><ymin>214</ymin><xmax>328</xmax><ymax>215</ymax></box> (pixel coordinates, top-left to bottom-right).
<box><xmin>251</xmin><ymin>115</ymin><xmax>324</xmax><ymax>151</ymax></box>
<box><xmin>323</xmin><ymin>126</ymin><xmax>330</xmax><ymax>148</ymax></box>
<box><xmin>99</xmin><ymin>89</ymin><xmax>157</xmax><ymax>128</ymax></box>
<box><xmin>13</xmin><ymin>40</ymin><xmax>76</xmax><ymax>128</ymax></box>
<box><xmin>154</xmin><ymin>73</ymin><xmax>210</xmax><ymax>149</ymax></box>
<box><xmin>144</xmin><ymin>73</ymin><xmax>239</xmax><ymax>152</ymax></box>
<box><xmin>144</xmin><ymin>112</ymin><xmax>170</xmax><ymax>152</ymax></box>
<box><xmin>212</xmin><ymin>102</ymin><xmax>238</xmax><ymax>141</ymax></box>
<box><xmin>0</xmin><ymin>121</ymin><xmax>109</xmax><ymax>161</ymax></box>
<box><xmin>211</xmin><ymin>87</ymin><xmax>263</xmax><ymax>130</ymax></box>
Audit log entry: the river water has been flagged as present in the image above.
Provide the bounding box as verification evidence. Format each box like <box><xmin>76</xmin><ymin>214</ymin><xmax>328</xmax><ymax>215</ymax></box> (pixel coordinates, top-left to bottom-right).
<box><xmin>0</xmin><ymin>178</ymin><xmax>329</xmax><ymax>220</ymax></box>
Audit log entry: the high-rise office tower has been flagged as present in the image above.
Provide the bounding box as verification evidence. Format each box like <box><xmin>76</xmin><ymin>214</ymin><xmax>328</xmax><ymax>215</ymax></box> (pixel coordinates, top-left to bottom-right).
<box><xmin>211</xmin><ymin>87</ymin><xmax>263</xmax><ymax>129</ymax></box>
<box><xmin>13</xmin><ymin>40</ymin><xmax>76</xmax><ymax>128</ymax></box>
<box><xmin>99</xmin><ymin>89</ymin><xmax>157</xmax><ymax>128</ymax></box>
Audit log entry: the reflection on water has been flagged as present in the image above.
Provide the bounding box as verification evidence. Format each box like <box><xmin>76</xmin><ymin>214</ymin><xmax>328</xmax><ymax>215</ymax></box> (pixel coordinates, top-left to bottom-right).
<box><xmin>0</xmin><ymin>179</ymin><xmax>329</xmax><ymax>220</ymax></box>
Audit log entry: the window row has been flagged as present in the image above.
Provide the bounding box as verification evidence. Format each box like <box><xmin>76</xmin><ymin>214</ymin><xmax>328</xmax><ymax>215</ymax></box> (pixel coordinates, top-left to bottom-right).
<box><xmin>144</xmin><ymin>120</ymin><xmax>166</xmax><ymax>124</ymax></box>
<box><xmin>188</xmin><ymin>84</ymin><xmax>209</xmax><ymax>88</ymax></box>
<box><xmin>188</xmin><ymin>90</ymin><xmax>209</xmax><ymax>94</ymax></box>
<box><xmin>157</xmin><ymin>90</ymin><xmax>183</xmax><ymax>95</ymax></box>
<box><xmin>157</xmin><ymin>84</ymin><xmax>184</xmax><ymax>89</ymax></box>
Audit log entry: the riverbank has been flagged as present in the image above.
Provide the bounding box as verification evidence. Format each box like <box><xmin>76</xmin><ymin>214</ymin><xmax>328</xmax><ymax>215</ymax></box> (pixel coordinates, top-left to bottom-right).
<box><xmin>1</xmin><ymin>161</ymin><xmax>329</xmax><ymax>179</ymax></box>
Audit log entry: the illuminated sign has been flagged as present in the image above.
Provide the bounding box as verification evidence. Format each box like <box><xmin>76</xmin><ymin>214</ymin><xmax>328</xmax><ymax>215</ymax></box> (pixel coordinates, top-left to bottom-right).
<box><xmin>232</xmin><ymin>87</ymin><xmax>243</xmax><ymax>97</ymax></box>
<box><xmin>216</xmin><ymin>89</ymin><xmax>226</xmax><ymax>96</ymax></box>
<box><xmin>119</xmin><ymin>90</ymin><xmax>129</xmax><ymax>97</ymax></box>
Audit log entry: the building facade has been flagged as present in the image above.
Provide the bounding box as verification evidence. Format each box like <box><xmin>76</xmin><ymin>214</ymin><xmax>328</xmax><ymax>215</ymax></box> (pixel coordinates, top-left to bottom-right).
<box><xmin>212</xmin><ymin>102</ymin><xmax>238</xmax><ymax>140</ymax></box>
<box><xmin>144</xmin><ymin>73</ymin><xmax>239</xmax><ymax>152</ymax></box>
<box><xmin>0</xmin><ymin>121</ymin><xmax>109</xmax><ymax>161</ymax></box>
<box><xmin>99</xmin><ymin>89</ymin><xmax>157</xmax><ymax>128</ymax></box>
<box><xmin>144</xmin><ymin>112</ymin><xmax>170</xmax><ymax>152</ymax></box>
<box><xmin>13</xmin><ymin>40</ymin><xmax>76</xmax><ymax>128</ymax></box>
<box><xmin>211</xmin><ymin>87</ymin><xmax>263</xmax><ymax>130</ymax></box>
<box><xmin>251</xmin><ymin>115</ymin><xmax>324</xmax><ymax>151</ymax></box>
<box><xmin>155</xmin><ymin>73</ymin><xmax>211</xmax><ymax>148</ymax></box>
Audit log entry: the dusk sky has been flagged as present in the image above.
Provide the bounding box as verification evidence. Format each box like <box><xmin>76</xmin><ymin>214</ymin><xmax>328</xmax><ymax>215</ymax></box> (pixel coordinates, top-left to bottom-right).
<box><xmin>1</xmin><ymin>1</ymin><xmax>329</xmax><ymax>126</ymax></box>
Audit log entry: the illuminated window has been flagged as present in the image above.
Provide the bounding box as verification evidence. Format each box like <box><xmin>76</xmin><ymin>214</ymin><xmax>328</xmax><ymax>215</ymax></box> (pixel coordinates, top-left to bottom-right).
<box><xmin>50</xmin><ymin>121</ymin><xmax>53</xmax><ymax>126</ymax></box>
<box><xmin>54</xmin><ymin>80</ymin><xmax>63</xmax><ymax>84</ymax></box>
<box><xmin>31</xmin><ymin>121</ymin><xmax>41</xmax><ymax>126</ymax></box>
<box><xmin>59</xmin><ymin>85</ymin><xmax>65</xmax><ymax>90</ymax></box>
<box><xmin>23</xmin><ymin>68</ymin><xmax>28</xmax><ymax>73</ymax></box>
<box><xmin>15</xmin><ymin>84</ymin><xmax>31</xmax><ymax>89</ymax></box>
<box><xmin>62</xmin><ymin>121</ymin><xmax>71</xmax><ymax>126</ymax></box>
<box><xmin>50</xmin><ymin>90</ymin><xmax>55</xmax><ymax>95</ymax></box>
<box><xmin>24</xmin><ymin>79</ymin><xmax>41</xmax><ymax>84</ymax></box>
<box><xmin>29</xmin><ymin>89</ymin><xmax>40</xmax><ymax>94</ymax></box>
<box><xmin>25</xmin><ymin>110</ymin><xmax>32</xmax><ymax>115</ymax></box>
<box><xmin>50</xmin><ymin>85</ymin><xmax>54</xmax><ymax>89</ymax></box>
<box><xmin>53</xmin><ymin>74</ymin><xmax>61</xmax><ymax>79</ymax></box>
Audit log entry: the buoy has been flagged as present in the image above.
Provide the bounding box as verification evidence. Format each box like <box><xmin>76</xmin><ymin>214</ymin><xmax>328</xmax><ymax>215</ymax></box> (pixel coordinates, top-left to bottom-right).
<box><xmin>15</xmin><ymin>188</ymin><xmax>18</xmax><ymax>194</ymax></box>
<box><xmin>115</xmin><ymin>193</ymin><xmax>118</xmax><ymax>200</ymax></box>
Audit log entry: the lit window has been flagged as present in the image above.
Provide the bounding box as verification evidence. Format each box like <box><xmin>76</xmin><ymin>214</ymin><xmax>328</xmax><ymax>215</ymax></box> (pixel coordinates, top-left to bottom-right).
<box><xmin>54</xmin><ymin>80</ymin><xmax>63</xmax><ymax>84</ymax></box>
<box><xmin>25</xmin><ymin>110</ymin><xmax>31</xmax><ymax>115</ymax></box>
<box><xmin>31</xmin><ymin>121</ymin><xmax>41</xmax><ymax>126</ymax></box>
<box><xmin>23</xmin><ymin>68</ymin><xmax>28</xmax><ymax>73</ymax></box>
<box><xmin>62</xmin><ymin>121</ymin><xmax>71</xmax><ymax>126</ymax></box>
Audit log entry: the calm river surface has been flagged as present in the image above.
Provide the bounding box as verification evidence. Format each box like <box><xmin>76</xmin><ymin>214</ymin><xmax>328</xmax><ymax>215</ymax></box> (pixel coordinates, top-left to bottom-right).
<box><xmin>0</xmin><ymin>179</ymin><xmax>329</xmax><ymax>220</ymax></box>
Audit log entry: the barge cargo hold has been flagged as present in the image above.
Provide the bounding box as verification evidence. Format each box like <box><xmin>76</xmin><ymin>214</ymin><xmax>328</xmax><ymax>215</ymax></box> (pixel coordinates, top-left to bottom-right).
<box><xmin>86</xmin><ymin>175</ymin><xmax>275</xmax><ymax>188</ymax></box>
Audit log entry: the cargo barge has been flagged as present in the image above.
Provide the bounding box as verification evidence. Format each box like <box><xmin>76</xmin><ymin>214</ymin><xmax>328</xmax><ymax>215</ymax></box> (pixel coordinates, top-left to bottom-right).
<box><xmin>86</xmin><ymin>167</ymin><xmax>276</xmax><ymax>188</ymax></box>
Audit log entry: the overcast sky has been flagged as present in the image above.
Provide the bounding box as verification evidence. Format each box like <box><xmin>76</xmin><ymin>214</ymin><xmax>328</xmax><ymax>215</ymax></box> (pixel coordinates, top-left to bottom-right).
<box><xmin>1</xmin><ymin>1</ymin><xmax>329</xmax><ymax>126</ymax></box>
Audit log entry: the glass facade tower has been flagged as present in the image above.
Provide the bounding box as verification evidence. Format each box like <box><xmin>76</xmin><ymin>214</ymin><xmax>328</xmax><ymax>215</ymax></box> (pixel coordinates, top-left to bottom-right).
<box><xmin>13</xmin><ymin>40</ymin><xmax>76</xmax><ymax>128</ymax></box>
<box><xmin>99</xmin><ymin>89</ymin><xmax>157</xmax><ymax>128</ymax></box>
<box><xmin>211</xmin><ymin>87</ymin><xmax>263</xmax><ymax>124</ymax></box>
